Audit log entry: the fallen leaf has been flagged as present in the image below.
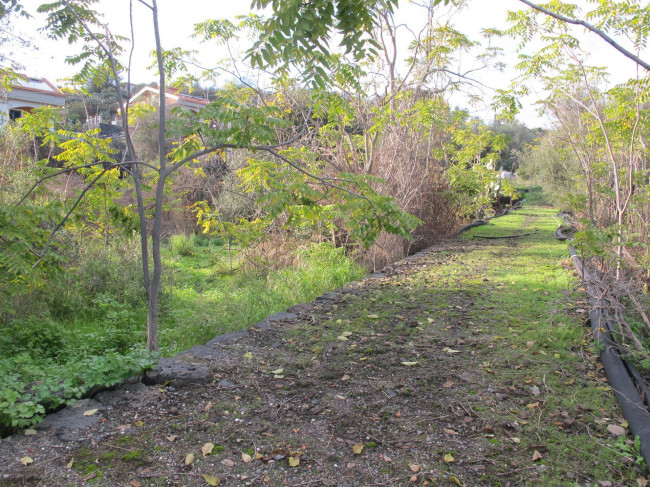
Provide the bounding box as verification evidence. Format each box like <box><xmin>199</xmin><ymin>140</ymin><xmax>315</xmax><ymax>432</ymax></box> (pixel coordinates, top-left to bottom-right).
<box><xmin>530</xmin><ymin>386</ymin><xmax>541</xmax><ymax>397</ymax></box>
<box><xmin>401</xmin><ymin>361</ymin><xmax>418</xmax><ymax>366</ymax></box>
<box><xmin>24</xmin><ymin>429</ymin><xmax>36</xmax><ymax>436</ymax></box>
<box><xmin>444</xmin><ymin>453</ymin><xmax>454</xmax><ymax>463</ymax></box>
<box><xmin>532</xmin><ymin>450</ymin><xmax>543</xmax><ymax>462</ymax></box>
<box><xmin>408</xmin><ymin>463</ymin><xmax>421</xmax><ymax>472</ymax></box>
<box><xmin>449</xmin><ymin>476</ymin><xmax>464</xmax><ymax>486</ymax></box>
<box><xmin>336</xmin><ymin>335</ymin><xmax>349</xmax><ymax>341</ymax></box>
<box><xmin>129</xmin><ymin>481</ymin><xmax>142</xmax><ymax>487</ymax></box>
<box><xmin>606</xmin><ymin>424</ymin><xmax>626</xmax><ymax>437</ymax></box>
<box><xmin>243</xmin><ymin>352</ymin><xmax>253</xmax><ymax>359</ymax></box>
<box><xmin>83</xmin><ymin>409</ymin><xmax>98</xmax><ymax>416</ymax></box>
<box><xmin>443</xmin><ymin>428</ymin><xmax>459</xmax><ymax>435</ymax></box>
<box><xmin>263</xmin><ymin>476</ymin><xmax>271</xmax><ymax>483</ymax></box>
<box><xmin>427</xmin><ymin>318</ymin><xmax>434</xmax><ymax>323</ymax></box>
<box><xmin>527</xmin><ymin>402</ymin><xmax>540</xmax><ymax>409</ymax></box>
<box><xmin>20</xmin><ymin>456</ymin><xmax>33</xmax><ymax>466</ymax></box>
<box><xmin>80</xmin><ymin>473</ymin><xmax>97</xmax><ymax>481</ymax></box>
<box><xmin>274</xmin><ymin>374</ymin><xmax>285</xmax><ymax>379</ymax></box>
<box><xmin>410</xmin><ymin>475</ymin><xmax>418</xmax><ymax>482</ymax></box>
<box><xmin>166</xmin><ymin>435</ymin><xmax>178</xmax><ymax>442</ymax></box>
<box><xmin>202</xmin><ymin>473</ymin><xmax>221</xmax><ymax>486</ymax></box>
<box><xmin>352</xmin><ymin>443</ymin><xmax>364</xmax><ymax>455</ymax></box>
<box><xmin>442</xmin><ymin>347</ymin><xmax>461</xmax><ymax>354</ymax></box>
<box><xmin>135</xmin><ymin>420</ymin><xmax>144</xmax><ymax>427</ymax></box>
<box><xmin>202</xmin><ymin>443</ymin><xmax>215</xmax><ymax>456</ymax></box>
<box><xmin>443</xmin><ymin>379</ymin><xmax>454</xmax><ymax>388</ymax></box>
<box><xmin>341</xmin><ymin>331</ymin><xmax>353</xmax><ymax>337</ymax></box>
<box><xmin>637</xmin><ymin>477</ymin><xmax>648</xmax><ymax>487</ymax></box>
<box><xmin>341</xmin><ymin>375</ymin><xmax>351</xmax><ymax>381</ymax></box>
<box><xmin>382</xmin><ymin>454</ymin><xmax>392</xmax><ymax>462</ymax></box>
<box><xmin>270</xmin><ymin>368</ymin><xmax>284</xmax><ymax>375</ymax></box>
<box><xmin>511</xmin><ymin>437</ymin><xmax>521</xmax><ymax>444</ymax></box>
<box><xmin>288</xmin><ymin>456</ymin><xmax>300</xmax><ymax>467</ymax></box>
<box><xmin>367</xmin><ymin>314</ymin><xmax>379</xmax><ymax>319</ymax></box>
<box><xmin>184</xmin><ymin>453</ymin><xmax>195</xmax><ymax>465</ymax></box>
<box><xmin>242</xmin><ymin>452</ymin><xmax>252</xmax><ymax>463</ymax></box>
<box><xmin>221</xmin><ymin>458</ymin><xmax>235</xmax><ymax>467</ymax></box>
<box><xmin>66</xmin><ymin>458</ymin><xmax>74</xmax><ymax>469</ymax></box>
<box><xmin>204</xmin><ymin>401</ymin><xmax>213</xmax><ymax>412</ymax></box>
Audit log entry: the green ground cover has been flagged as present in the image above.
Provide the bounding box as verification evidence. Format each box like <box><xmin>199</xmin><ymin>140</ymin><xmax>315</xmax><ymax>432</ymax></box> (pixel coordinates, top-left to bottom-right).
<box><xmin>0</xmin><ymin>238</ymin><xmax>365</xmax><ymax>432</ymax></box>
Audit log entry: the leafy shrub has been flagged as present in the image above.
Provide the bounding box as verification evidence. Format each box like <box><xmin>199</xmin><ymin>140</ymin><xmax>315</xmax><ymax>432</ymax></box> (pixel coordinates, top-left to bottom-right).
<box><xmin>0</xmin><ymin>347</ymin><xmax>156</xmax><ymax>433</ymax></box>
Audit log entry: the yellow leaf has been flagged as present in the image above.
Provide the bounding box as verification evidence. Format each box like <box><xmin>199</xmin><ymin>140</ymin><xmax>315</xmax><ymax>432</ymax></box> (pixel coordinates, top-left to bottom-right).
<box><xmin>352</xmin><ymin>442</ymin><xmax>364</xmax><ymax>455</ymax></box>
<box><xmin>202</xmin><ymin>443</ymin><xmax>215</xmax><ymax>456</ymax></box>
<box><xmin>66</xmin><ymin>458</ymin><xmax>74</xmax><ymax>469</ymax></box>
<box><xmin>166</xmin><ymin>435</ymin><xmax>178</xmax><ymax>442</ymax></box>
<box><xmin>336</xmin><ymin>335</ymin><xmax>349</xmax><ymax>341</ymax></box>
<box><xmin>526</xmin><ymin>402</ymin><xmax>540</xmax><ymax>409</ymax></box>
<box><xmin>204</xmin><ymin>401</ymin><xmax>213</xmax><ymax>412</ymax></box>
<box><xmin>83</xmin><ymin>409</ymin><xmax>98</xmax><ymax>416</ymax></box>
<box><xmin>449</xmin><ymin>476</ymin><xmax>464</xmax><ymax>486</ymax></box>
<box><xmin>511</xmin><ymin>437</ymin><xmax>521</xmax><ymax>444</ymax></box>
<box><xmin>341</xmin><ymin>331</ymin><xmax>353</xmax><ymax>337</ymax></box>
<box><xmin>20</xmin><ymin>456</ymin><xmax>33</xmax><ymax>466</ymax></box>
<box><xmin>401</xmin><ymin>361</ymin><xmax>418</xmax><ymax>366</ymax></box>
<box><xmin>288</xmin><ymin>456</ymin><xmax>300</xmax><ymax>467</ymax></box>
<box><xmin>24</xmin><ymin>429</ymin><xmax>36</xmax><ymax>436</ymax></box>
<box><xmin>202</xmin><ymin>473</ymin><xmax>221</xmax><ymax>486</ymax></box>
<box><xmin>135</xmin><ymin>420</ymin><xmax>144</xmax><ymax>427</ymax></box>
<box><xmin>444</xmin><ymin>453</ymin><xmax>454</xmax><ymax>463</ymax></box>
<box><xmin>408</xmin><ymin>462</ymin><xmax>421</xmax><ymax>472</ymax></box>
<box><xmin>442</xmin><ymin>347</ymin><xmax>461</xmax><ymax>354</ymax></box>
<box><xmin>367</xmin><ymin>314</ymin><xmax>379</xmax><ymax>319</ymax></box>
<box><xmin>243</xmin><ymin>352</ymin><xmax>253</xmax><ymax>359</ymax></box>
<box><xmin>270</xmin><ymin>368</ymin><xmax>284</xmax><ymax>375</ymax></box>
<box><xmin>532</xmin><ymin>450</ymin><xmax>543</xmax><ymax>462</ymax></box>
<box><xmin>185</xmin><ymin>453</ymin><xmax>195</xmax><ymax>465</ymax></box>
<box><xmin>242</xmin><ymin>452</ymin><xmax>252</xmax><ymax>463</ymax></box>
<box><xmin>622</xmin><ymin>420</ymin><xmax>629</xmax><ymax>428</ymax></box>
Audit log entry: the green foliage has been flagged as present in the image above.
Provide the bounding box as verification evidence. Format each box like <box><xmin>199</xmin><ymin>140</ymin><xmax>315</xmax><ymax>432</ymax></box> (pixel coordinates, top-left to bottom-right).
<box><xmin>0</xmin><ymin>347</ymin><xmax>156</xmax><ymax>431</ymax></box>
<box><xmin>249</xmin><ymin>0</ymin><xmax>399</xmax><ymax>88</ymax></box>
<box><xmin>237</xmin><ymin>154</ymin><xmax>422</xmax><ymax>248</ymax></box>
<box><xmin>445</xmin><ymin>116</ymin><xmax>509</xmax><ymax>219</ymax></box>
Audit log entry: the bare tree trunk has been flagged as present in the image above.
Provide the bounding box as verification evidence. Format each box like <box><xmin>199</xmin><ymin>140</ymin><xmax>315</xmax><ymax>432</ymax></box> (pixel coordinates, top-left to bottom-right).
<box><xmin>147</xmin><ymin>0</ymin><xmax>166</xmax><ymax>352</ymax></box>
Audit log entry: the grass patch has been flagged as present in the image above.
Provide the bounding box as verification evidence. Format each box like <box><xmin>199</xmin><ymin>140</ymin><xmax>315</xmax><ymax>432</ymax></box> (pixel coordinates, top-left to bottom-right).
<box><xmin>0</xmin><ymin>238</ymin><xmax>365</xmax><ymax>431</ymax></box>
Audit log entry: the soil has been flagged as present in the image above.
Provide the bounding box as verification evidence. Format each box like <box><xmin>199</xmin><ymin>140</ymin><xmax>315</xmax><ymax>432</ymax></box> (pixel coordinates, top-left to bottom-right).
<box><xmin>0</xmin><ymin>227</ymin><xmax>642</xmax><ymax>486</ymax></box>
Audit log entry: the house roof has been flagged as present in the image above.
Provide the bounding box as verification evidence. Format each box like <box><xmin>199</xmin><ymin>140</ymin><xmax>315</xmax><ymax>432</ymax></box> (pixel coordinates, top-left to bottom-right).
<box><xmin>127</xmin><ymin>85</ymin><xmax>209</xmax><ymax>110</ymax></box>
<box><xmin>10</xmin><ymin>76</ymin><xmax>66</xmax><ymax>98</ymax></box>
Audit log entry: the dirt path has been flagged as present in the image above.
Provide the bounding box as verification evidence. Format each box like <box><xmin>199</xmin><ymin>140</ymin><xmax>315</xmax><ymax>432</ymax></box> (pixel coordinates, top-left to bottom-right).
<box><xmin>0</xmin><ymin>203</ymin><xmax>644</xmax><ymax>486</ymax></box>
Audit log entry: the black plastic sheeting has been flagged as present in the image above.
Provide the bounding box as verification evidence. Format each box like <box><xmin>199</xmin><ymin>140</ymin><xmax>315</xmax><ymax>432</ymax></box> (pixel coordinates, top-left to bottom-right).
<box><xmin>569</xmin><ymin>248</ymin><xmax>650</xmax><ymax>466</ymax></box>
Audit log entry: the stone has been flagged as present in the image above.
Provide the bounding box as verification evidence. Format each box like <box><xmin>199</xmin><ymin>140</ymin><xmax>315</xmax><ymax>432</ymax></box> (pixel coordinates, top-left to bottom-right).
<box><xmin>143</xmin><ymin>357</ymin><xmax>210</xmax><ymax>386</ymax></box>
<box><xmin>606</xmin><ymin>424</ymin><xmax>626</xmax><ymax>437</ymax></box>
<box><xmin>36</xmin><ymin>398</ymin><xmax>105</xmax><ymax>438</ymax></box>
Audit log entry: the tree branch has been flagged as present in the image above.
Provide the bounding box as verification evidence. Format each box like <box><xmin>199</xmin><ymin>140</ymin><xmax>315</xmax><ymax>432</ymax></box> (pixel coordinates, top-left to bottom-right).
<box><xmin>32</xmin><ymin>167</ymin><xmax>110</xmax><ymax>267</ymax></box>
<box><xmin>517</xmin><ymin>0</ymin><xmax>650</xmax><ymax>72</ymax></box>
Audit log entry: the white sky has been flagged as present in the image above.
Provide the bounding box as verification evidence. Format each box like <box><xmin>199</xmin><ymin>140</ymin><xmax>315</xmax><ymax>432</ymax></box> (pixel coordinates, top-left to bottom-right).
<box><xmin>10</xmin><ymin>0</ymin><xmax>649</xmax><ymax>128</ymax></box>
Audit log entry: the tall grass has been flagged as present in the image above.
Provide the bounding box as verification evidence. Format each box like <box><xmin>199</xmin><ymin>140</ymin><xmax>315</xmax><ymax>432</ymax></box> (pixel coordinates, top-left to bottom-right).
<box><xmin>0</xmin><ymin>234</ymin><xmax>365</xmax><ymax>431</ymax></box>
<box><xmin>159</xmin><ymin>240</ymin><xmax>365</xmax><ymax>352</ymax></box>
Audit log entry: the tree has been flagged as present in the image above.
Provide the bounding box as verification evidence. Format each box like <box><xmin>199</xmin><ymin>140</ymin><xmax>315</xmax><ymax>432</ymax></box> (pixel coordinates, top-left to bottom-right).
<box><xmin>7</xmin><ymin>0</ymin><xmax>426</xmax><ymax>352</ymax></box>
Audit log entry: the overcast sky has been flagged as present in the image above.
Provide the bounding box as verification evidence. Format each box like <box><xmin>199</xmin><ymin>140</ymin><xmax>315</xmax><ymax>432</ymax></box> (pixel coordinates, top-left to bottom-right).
<box><xmin>10</xmin><ymin>0</ymin><xmax>648</xmax><ymax>128</ymax></box>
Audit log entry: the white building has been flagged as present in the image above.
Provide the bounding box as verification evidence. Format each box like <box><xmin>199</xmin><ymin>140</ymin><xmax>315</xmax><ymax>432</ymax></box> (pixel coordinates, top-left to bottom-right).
<box><xmin>0</xmin><ymin>76</ymin><xmax>66</xmax><ymax>124</ymax></box>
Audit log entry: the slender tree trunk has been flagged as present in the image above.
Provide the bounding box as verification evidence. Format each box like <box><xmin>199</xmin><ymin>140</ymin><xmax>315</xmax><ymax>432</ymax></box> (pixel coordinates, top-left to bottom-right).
<box><xmin>147</xmin><ymin>0</ymin><xmax>166</xmax><ymax>352</ymax></box>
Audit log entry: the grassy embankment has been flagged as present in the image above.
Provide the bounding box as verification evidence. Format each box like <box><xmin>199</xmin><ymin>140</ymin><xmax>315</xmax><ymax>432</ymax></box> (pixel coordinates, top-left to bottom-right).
<box><xmin>0</xmin><ymin>238</ymin><xmax>365</xmax><ymax>432</ymax></box>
